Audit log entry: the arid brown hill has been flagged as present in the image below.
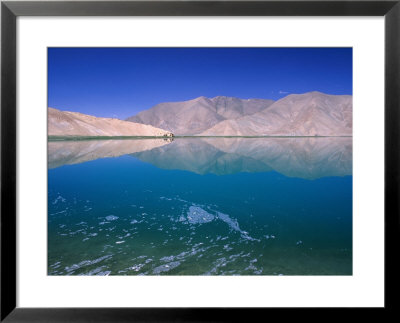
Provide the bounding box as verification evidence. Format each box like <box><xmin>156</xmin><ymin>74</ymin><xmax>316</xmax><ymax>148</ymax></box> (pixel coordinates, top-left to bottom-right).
<box><xmin>48</xmin><ymin>107</ymin><xmax>173</xmax><ymax>137</ymax></box>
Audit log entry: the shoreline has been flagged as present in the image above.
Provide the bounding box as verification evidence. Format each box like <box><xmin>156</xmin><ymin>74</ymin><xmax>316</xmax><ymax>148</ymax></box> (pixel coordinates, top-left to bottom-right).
<box><xmin>48</xmin><ymin>135</ymin><xmax>353</xmax><ymax>142</ymax></box>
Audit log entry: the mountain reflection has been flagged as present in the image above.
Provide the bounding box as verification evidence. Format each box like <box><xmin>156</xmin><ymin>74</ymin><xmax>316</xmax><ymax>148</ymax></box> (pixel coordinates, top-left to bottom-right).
<box><xmin>48</xmin><ymin>137</ymin><xmax>352</xmax><ymax>179</ymax></box>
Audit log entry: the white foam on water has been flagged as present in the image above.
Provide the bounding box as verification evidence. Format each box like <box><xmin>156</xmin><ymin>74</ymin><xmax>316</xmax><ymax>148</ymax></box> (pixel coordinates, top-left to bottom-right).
<box><xmin>64</xmin><ymin>254</ymin><xmax>113</xmax><ymax>274</ymax></box>
<box><xmin>115</xmin><ymin>241</ymin><xmax>125</xmax><ymax>244</ymax></box>
<box><xmin>105</xmin><ymin>215</ymin><xmax>119</xmax><ymax>221</ymax></box>
<box><xmin>52</xmin><ymin>195</ymin><xmax>66</xmax><ymax>205</ymax></box>
<box><xmin>130</xmin><ymin>219</ymin><xmax>144</xmax><ymax>224</ymax></box>
<box><xmin>187</xmin><ymin>206</ymin><xmax>214</xmax><ymax>224</ymax></box>
<box><xmin>228</xmin><ymin>252</ymin><xmax>244</xmax><ymax>261</ymax></box>
<box><xmin>68</xmin><ymin>229</ymin><xmax>85</xmax><ymax>236</ymax></box>
<box><xmin>160</xmin><ymin>255</ymin><xmax>175</xmax><ymax>263</ymax></box>
<box><xmin>223</xmin><ymin>244</ymin><xmax>233</xmax><ymax>252</ymax></box>
<box><xmin>129</xmin><ymin>264</ymin><xmax>145</xmax><ymax>272</ymax></box>
<box><xmin>206</xmin><ymin>257</ymin><xmax>228</xmax><ymax>275</ymax></box>
<box><xmin>83</xmin><ymin>266</ymin><xmax>106</xmax><ymax>276</ymax></box>
<box><xmin>152</xmin><ymin>261</ymin><xmax>181</xmax><ymax>274</ymax></box>
<box><xmin>50</xmin><ymin>210</ymin><xmax>67</xmax><ymax>216</ymax></box>
<box><xmin>160</xmin><ymin>196</ymin><xmax>172</xmax><ymax>201</ymax></box>
<box><xmin>216</xmin><ymin>211</ymin><xmax>259</xmax><ymax>241</ymax></box>
<box><xmin>50</xmin><ymin>261</ymin><xmax>61</xmax><ymax>268</ymax></box>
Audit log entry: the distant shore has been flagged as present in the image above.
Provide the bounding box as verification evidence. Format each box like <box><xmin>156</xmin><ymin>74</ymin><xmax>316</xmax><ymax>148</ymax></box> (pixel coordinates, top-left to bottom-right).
<box><xmin>48</xmin><ymin>135</ymin><xmax>353</xmax><ymax>142</ymax></box>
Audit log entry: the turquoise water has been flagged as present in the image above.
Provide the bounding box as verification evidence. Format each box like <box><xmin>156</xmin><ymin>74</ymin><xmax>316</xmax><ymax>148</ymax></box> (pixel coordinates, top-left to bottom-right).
<box><xmin>48</xmin><ymin>137</ymin><xmax>352</xmax><ymax>275</ymax></box>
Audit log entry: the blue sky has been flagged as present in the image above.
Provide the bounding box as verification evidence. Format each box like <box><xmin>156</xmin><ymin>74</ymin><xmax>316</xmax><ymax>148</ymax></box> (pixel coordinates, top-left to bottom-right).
<box><xmin>48</xmin><ymin>48</ymin><xmax>352</xmax><ymax>119</ymax></box>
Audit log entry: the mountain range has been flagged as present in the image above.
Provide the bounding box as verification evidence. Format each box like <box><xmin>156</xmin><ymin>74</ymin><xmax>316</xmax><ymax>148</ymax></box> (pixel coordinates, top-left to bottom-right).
<box><xmin>127</xmin><ymin>92</ymin><xmax>352</xmax><ymax>136</ymax></box>
<box><xmin>126</xmin><ymin>96</ymin><xmax>275</xmax><ymax>135</ymax></box>
<box><xmin>49</xmin><ymin>91</ymin><xmax>352</xmax><ymax>137</ymax></box>
<box><xmin>200</xmin><ymin>92</ymin><xmax>352</xmax><ymax>136</ymax></box>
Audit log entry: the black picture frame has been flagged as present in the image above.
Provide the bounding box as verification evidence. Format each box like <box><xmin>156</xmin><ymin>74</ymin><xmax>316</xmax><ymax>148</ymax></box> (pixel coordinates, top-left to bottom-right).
<box><xmin>1</xmin><ymin>0</ymin><xmax>399</xmax><ymax>321</ymax></box>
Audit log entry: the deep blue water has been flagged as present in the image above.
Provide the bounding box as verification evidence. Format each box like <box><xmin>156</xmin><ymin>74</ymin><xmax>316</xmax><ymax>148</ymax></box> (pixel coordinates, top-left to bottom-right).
<box><xmin>48</xmin><ymin>137</ymin><xmax>352</xmax><ymax>275</ymax></box>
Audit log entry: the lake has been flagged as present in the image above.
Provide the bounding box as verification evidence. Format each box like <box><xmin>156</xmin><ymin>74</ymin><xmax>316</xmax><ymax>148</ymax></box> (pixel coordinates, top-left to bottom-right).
<box><xmin>48</xmin><ymin>137</ymin><xmax>352</xmax><ymax>275</ymax></box>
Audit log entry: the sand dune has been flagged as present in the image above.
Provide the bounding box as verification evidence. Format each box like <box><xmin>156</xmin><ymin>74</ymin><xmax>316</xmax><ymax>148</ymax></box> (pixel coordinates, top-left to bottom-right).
<box><xmin>48</xmin><ymin>107</ymin><xmax>173</xmax><ymax>137</ymax></box>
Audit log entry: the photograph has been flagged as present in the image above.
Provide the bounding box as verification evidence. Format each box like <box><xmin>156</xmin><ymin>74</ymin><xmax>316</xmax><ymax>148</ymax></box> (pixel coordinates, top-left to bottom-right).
<box><xmin>47</xmin><ymin>47</ymin><xmax>353</xmax><ymax>276</ymax></box>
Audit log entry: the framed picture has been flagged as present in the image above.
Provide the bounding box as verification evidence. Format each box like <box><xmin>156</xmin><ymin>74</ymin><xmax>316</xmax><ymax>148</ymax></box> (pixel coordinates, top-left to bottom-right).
<box><xmin>1</xmin><ymin>0</ymin><xmax>399</xmax><ymax>320</ymax></box>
